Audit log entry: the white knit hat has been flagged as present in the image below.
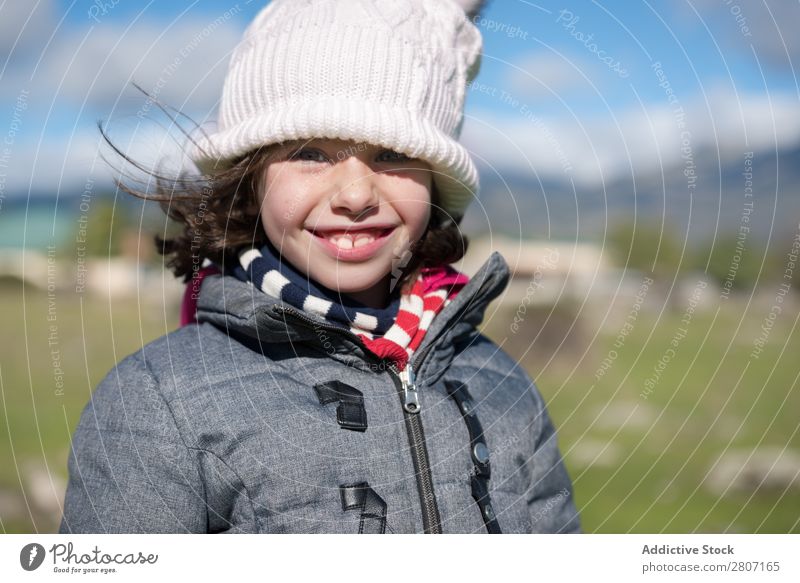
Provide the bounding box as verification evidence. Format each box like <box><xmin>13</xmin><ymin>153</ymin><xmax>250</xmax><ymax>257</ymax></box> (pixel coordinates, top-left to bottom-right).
<box><xmin>190</xmin><ymin>0</ymin><xmax>488</xmax><ymax>224</ymax></box>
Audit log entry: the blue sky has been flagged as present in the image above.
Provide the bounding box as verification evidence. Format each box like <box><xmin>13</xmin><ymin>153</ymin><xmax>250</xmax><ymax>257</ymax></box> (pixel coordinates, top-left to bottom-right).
<box><xmin>1</xmin><ymin>0</ymin><xmax>798</xmax><ymax>192</ymax></box>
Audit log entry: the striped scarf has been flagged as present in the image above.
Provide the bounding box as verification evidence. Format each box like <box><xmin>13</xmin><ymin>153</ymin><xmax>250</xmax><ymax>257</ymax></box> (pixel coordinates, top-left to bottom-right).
<box><xmin>181</xmin><ymin>240</ymin><xmax>469</xmax><ymax>371</ymax></box>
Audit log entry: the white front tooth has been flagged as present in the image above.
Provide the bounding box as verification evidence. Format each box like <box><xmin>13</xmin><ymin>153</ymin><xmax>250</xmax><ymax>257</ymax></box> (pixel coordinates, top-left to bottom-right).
<box><xmin>353</xmin><ymin>236</ymin><xmax>374</xmax><ymax>248</ymax></box>
<box><xmin>336</xmin><ymin>237</ymin><xmax>354</xmax><ymax>250</ymax></box>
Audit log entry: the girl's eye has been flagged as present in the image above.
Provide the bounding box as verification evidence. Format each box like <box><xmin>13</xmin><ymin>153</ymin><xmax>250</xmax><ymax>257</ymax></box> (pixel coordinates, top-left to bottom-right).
<box><xmin>289</xmin><ymin>148</ymin><xmax>328</xmax><ymax>163</ymax></box>
<box><xmin>378</xmin><ymin>149</ymin><xmax>412</xmax><ymax>163</ymax></box>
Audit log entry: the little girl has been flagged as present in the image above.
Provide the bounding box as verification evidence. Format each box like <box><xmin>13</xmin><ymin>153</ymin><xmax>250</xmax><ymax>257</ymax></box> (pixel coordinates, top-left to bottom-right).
<box><xmin>60</xmin><ymin>0</ymin><xmax>581</xmax><ymax>534</ymax></box>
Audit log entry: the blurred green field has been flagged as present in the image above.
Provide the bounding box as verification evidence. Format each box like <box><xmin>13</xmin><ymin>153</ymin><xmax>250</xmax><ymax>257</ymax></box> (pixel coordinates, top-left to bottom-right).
<box><xmin>482</xmin><ymin>293</ymin><xmax>800</xmax><ymax>533</ymax></box>
<box><xmin>1</xmin><ymin>282</ymin><xmax>798</xmax><ymax>533</ymax></box>
<box><xmin>0</xmin><ymin>282</ymin><xmax>178</xmax><ymax>533</ymax></box>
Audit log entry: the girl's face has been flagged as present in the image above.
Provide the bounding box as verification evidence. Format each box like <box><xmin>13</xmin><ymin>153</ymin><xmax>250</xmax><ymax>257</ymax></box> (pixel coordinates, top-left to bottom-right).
<box><xmin>258</xmin><ymin>138</ymin><xmax>432</xmax><ymax>308</ymax></box>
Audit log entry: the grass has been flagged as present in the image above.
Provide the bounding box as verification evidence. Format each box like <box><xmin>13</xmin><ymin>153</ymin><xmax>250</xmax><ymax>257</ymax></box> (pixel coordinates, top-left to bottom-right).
<box><xmin>1</xmin><ymin>281</ymin><xmax>798</xmax><ymax>533</ymax></box>
<box><xmin>482</xmin><ymin>292</ymin><xmax>800</xmax><ymax>533</ymax></box>
<box><xmin>0</xmin><ymin>282</ymin><xmax>177</xmax><ymax>533</ymax></box>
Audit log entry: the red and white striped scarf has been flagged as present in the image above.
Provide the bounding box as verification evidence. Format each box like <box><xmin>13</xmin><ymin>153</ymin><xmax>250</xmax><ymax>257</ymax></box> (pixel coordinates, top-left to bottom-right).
<box><xmin>356</xmin><ymin>265</ymin><xmax>469</xmax><ymax>369</ymax></box>
<box><xmin>181</xmin><ymin>257</ymin><xmax>469</xmax><ymax>371</ymax></box>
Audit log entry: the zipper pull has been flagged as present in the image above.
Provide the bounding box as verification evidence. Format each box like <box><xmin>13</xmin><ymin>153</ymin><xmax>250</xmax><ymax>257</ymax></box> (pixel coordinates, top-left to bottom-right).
<box><xmin>399</xmin><ymin>362</ymin><xmax>420</xmax><ymax>414</ymax></box>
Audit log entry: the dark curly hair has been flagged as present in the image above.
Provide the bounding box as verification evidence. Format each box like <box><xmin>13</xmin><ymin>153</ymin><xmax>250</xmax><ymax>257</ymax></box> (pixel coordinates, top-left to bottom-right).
<box><xmin>101</xmin><ymin>114</ymin><xmax>468</xmax><ymax>296</ymax></box>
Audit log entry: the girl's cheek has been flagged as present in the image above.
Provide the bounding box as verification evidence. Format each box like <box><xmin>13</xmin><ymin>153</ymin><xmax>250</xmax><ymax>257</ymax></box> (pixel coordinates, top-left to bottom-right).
<box><xmin>262</xmin><ymin>165</ymin><xmax>320</xmax><ymax>229</ymax></box>
<box><xmin>260</xmin><ymin>185</ymin><xmax>310</xmax><ymax>231</ymax></box>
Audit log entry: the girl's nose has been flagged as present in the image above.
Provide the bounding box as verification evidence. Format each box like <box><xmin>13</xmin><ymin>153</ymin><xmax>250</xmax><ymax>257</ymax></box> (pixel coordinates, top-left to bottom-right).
<box><xmin>329</xmin><ymin>156</ymin><xmax>380</xmax><ymax>216</ymax></box>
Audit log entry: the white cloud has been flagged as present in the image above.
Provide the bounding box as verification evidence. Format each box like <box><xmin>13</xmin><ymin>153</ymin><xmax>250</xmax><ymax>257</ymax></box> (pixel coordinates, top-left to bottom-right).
<box><xmin>504</xmin><ymin>52</ymin><xmax>588</xmax><ymax>97</ymax></box>
<box><xmin>461</xmin><ymin>88</ymin><xmax>800</xmax><ymax>185</ymax></box>
<box><xmin>4</xmin><ymin>120</ymin><xmax>190</xmax><ymax>193</ymax></box>
<box><xmin>0</xmin><ymin>7</ymin><xmax>245</xmax><ymax>193</ymax></box>
<box><xmin>3</xmin><ymin>10</ymin><xmax>243</xmax><ymax>115</ymax></box>
<box><xmin>10</xmin><ymin>87</ymin><xmax>800</xmax><ymax>194</ymax></box>
<box><xmin>0</xmin><ymin>0</ymin><xmax>57</xmax><ymax>56</ymax></box>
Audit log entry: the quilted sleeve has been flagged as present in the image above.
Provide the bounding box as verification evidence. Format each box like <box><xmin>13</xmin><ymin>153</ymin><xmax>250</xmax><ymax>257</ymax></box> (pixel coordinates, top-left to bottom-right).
<box><xmin>524</xmin><ymin>374</ymin><xmax>583</xmax><ymax>533</ymax></box>
<box><xmin>58</xmin><ymin>352</ymin><xmax>208</xmax><ymax>533</ymax></box>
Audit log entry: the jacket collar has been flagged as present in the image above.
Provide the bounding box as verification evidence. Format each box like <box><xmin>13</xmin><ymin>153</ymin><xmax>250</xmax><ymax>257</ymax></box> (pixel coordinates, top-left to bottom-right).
<box><xmin>195</xmin><ymin>251</ymin><xmax>510</xmax><ymax>370</ymax></box>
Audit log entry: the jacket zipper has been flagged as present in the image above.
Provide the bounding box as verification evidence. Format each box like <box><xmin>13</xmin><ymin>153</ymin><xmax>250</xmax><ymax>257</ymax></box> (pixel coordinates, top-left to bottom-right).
<box><xmin>386</xmin><ymin>358</ymin><xmax>442</xmax><ymax>533</ymax></box>
<box><xmin>272</xmin><ymin>304</ymin><xmax>443</xmax><ymax>533</ymax></box>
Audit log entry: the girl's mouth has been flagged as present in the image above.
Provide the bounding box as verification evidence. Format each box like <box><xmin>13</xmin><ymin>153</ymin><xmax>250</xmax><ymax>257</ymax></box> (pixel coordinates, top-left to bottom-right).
<box><xmin>308</xmin><ymin>226</ymin><xmax>397</xmax><ymax>261</ymax></box>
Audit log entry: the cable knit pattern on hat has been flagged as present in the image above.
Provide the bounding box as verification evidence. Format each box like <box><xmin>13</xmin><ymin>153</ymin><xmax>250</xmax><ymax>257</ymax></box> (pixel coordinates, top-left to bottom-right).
<box><xmin>190</xmin><ymin>0</ymin><xmax>486</xmax><ymax>223</ymax></box>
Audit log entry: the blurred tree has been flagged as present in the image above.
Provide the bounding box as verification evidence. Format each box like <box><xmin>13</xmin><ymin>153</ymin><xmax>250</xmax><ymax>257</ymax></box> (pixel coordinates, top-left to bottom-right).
<box><xmin>607</xmin><ymin>219</ymin><xmax>684</xmax><ymax>280</ymax></box>
<box><xmin>81</xmin><ymin>197</ymin><xmax>128</xmax><ymax>257</ymax></box>
<box><xmin>698</xmin><ymin>236</ymin><xmax>777</xmax><ymax>291</ymax></box>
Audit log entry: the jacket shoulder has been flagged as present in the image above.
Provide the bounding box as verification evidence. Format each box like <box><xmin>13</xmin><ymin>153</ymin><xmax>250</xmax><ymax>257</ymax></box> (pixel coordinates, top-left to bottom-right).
<box><xmin>448</xmin><ymin>332</ymin><xmax>547</xmax><ymax>415</ymax></box>
<box><xmin>120</xmin><ymin>321</ymin><xmax>245</xmax><ymax>391</ymax></box>
<box><xmin>135</xmin><ymin>321</ymin><xmax>229</xmax><ymax>372</ymax></box>
<box><xmin>61</xmin><ymin>328</ymin><xmax>209</xmax><ymax>533</ymax></box>
<box><xmin>78</xmin><ymin>337</ymin><xmax>178</xmax><ymax>435</ymax></box>
<box><xmin>457</xmin><ymin>332</ymin><xmax>538</xmax><ymax>386</ymax></box>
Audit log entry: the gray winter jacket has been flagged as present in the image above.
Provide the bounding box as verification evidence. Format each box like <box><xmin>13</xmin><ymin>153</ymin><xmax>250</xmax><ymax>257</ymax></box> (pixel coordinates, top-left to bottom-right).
<box><xmin>59</xmin><ymin>252</ymin><xmax>581</xmax><ymax>534</ymax></box>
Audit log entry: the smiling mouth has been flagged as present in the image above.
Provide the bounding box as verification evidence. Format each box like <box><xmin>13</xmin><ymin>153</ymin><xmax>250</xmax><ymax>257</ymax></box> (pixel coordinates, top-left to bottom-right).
<box><xmin>308</xmin><ymin>227</ymin><xmax>395</xmax><ymax>250</ymax></box>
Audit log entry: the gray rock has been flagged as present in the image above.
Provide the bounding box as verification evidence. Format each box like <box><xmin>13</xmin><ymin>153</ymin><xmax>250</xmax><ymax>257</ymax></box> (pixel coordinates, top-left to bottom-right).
<box><xmin>704</xmin><ymin>447</ymin><xmax>800</xmax><ymax>496</ymax></box>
